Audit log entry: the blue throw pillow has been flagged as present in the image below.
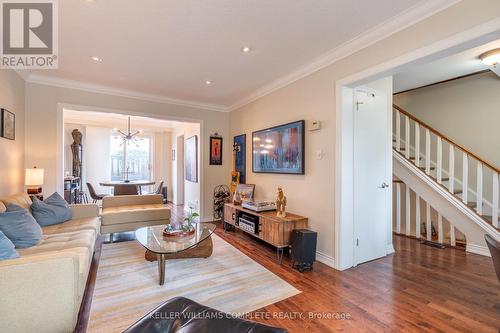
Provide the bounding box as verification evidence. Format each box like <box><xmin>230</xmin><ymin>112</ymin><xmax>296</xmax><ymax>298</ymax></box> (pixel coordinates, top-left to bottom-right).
<box><xmin>0</xmin><ymin>204</ymin><xmax>42</xmax><ymax>248</ymax></box>
<box><xmin>0</xmin><ymin>230</ymin><xmax>19</xmax><ymax>260</ymax></box>
<box><xmin>31</xmin><ymin>192</ymin><xmax>72</xmax><ymax>226</ymax></box>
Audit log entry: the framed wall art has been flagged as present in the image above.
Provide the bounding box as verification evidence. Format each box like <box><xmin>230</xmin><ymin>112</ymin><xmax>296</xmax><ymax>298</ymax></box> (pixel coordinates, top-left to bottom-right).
<box><xmin>252</xmin><ymin>120</ymin><xmax>304</xmax><ymax>174</ymax></box>
<box><xmin>184</xmin><ymin>135</ymin><xmax>198</xmax><ymax>182</ymax></box>
<box><xmin>1</xmin><ymin>109</ymin><xmax>15</xmax><ymax>140</ymax></box>
<box><xmin>233</xmin><ymin>134</ymin><xmax>246</xmax><ymax>183</ymax></box>
<box><xmin>209</xmin><ymin>136</ymin><xmax>223</xmax><ymax>165</ymax></box>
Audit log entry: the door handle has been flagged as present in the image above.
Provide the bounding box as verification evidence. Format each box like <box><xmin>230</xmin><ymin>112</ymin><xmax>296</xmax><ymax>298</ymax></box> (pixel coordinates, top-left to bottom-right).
<box><xmin>378</xmin><ymin>182</ymin><xmax>389</xmax><ymax>189</ymax></box>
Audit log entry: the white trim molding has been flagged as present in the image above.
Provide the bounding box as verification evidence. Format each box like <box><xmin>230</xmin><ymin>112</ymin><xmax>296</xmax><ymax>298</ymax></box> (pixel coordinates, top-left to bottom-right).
<box><xmin>24</xmin><ymin>74</ymin><xmax>228</xmax><ymax>113</ymax></box>
<box><xmin>229</xmin><ymin>0</ymin><xmax>459</xmax><ymax>111</ymax></box>
<box><xmin>316</xmin><ymin>251</ymin><xmax>335</xmax><ymax>268</ymax></box>
<box><xmin>386</xmin><ymin>244</ymin><xmax>395</xmax><ymax>255</ymax></box>
<box><xmin>466</xmin><ymin>244</ymin><xmax>491</xmax><ymax>257</ymax></box>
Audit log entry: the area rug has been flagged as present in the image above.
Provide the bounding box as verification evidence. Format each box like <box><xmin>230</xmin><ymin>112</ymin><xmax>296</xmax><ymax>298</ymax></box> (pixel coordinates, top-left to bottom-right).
<box><xmin>87</xmin><ymin>234</ymin><xmax>300</xmax><ymax>332</ymax></box>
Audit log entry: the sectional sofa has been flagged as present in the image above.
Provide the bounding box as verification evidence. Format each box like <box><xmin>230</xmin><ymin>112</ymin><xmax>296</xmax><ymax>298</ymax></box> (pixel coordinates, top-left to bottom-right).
<box><xmin>0</xmin><ymin>193</ymin><xmax>100</xmax><ymax>333</ymax></box>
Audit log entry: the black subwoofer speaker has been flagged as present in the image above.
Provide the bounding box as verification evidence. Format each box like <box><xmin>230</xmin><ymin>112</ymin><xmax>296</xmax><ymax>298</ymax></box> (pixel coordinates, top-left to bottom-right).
<box><xmin>290</xmin><ymin>229</ymin><xmax>317</xmax><ymax>272</ymax></box>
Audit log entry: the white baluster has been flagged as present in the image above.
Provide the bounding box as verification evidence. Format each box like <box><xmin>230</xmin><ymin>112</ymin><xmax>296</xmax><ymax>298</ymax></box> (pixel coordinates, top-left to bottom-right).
<box><xmin>396</xmin><ymin>110</ymin><xmax>401</xmax><ymax>152</ymax></box>
<box><xmin>406</xmin><ymin>185</ymin><xmax>411</xmax><ymax>236</ymax></box>
<box><xmin>449</xmin><ymin>145</ymin><xmax>454</xmax><ymax>193</ymax></box>
<box><xmin>438</xmin><ymin>214</ymin><xmax>443</xmax><ymax>244</ymax></box>
<box><xmin>396</xmin><ymin>183</ymin><xmax>401</xmax><ymax>234</ymax></box>
<box><xmin>450</xmin><ymin>223</ymin><xmax>456</xmax><ymax>246</ymax></box>
<box><xmin>437</xmin><ymin>137</ymin><xmax>442</xmax><ymax>183</ymax></box>
<box><xmin>415</xmin><ymin>123</ymin><xmax>420</xmax><ymax>167</ymax></box>
<box><xmin>425</xmin><ymin>129</ymin><xmax>431</xmax><ymax>175</ymax></box>
<box><xmin>426</xmin><ymin>202</ymin><xmax>431</xmax><ymax>241</ymax></box>
<box><xmin>415</xmin><ymin>194</ymin><xmax>421</xmax><ymax>238</ymax></box>
<box><xmin>477</xmin><ymin>162</ymin><xmax>483</xmax><ymax>215</ymax></box>
<box><xmin>405</xmin><ymin>116</ymin><xmax>410</xmax><ymax>159</ymax></box>
<box><xmin>493</xmin><ymin>172</ymin><xmax>499</xmax><ymax>228</ymax></box>
<box><xmin>462</xmin><ymin>153</ymin><xmax>468</xmax><ymax>204</ymax></box>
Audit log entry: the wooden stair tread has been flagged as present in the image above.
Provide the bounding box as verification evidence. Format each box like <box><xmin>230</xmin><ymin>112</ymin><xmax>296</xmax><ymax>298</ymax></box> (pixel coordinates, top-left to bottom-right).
<box><xmin>467</xmin><ymin>202</ymin><xmax>477</xmax><ymax>208</ymax></box>
<box><xmin>482</xmin><ymin>215</ymin><xmax>500</xmax><ymax>223</ymax></box>
<box><xmin>418</xmin><ymin>166</ymin><xmax>436</xmax><ymax>171</ymax></box>
<box><xmin>453</xmin><ymin>189</ymin><xmax>463</xmax><ymax>195</ymax></box>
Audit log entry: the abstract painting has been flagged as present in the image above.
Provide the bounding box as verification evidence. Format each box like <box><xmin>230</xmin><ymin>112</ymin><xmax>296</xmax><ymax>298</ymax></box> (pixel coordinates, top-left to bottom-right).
<box><xmin>1</xmin><ymin>109</ymin><xmax>15</xmax><ymax>140</ymax></box>
<box><xmin>252</xmin><ymin>120</ymin><xmax>304</xmax><ymax>174</ymax></box>
<box><xmin>233</xmin><ymin>134</ymin><xmax>246</xmax><ymax>183</ymax></box>
<box><xmin>185</xmin><ymin>135</ymin><xmax>198</xmax><ymax>182</ymax></box>
<box><xmin>209</xmin><ymin>136</ymin><xmax>223</xmax><ymax>165</ymax></box>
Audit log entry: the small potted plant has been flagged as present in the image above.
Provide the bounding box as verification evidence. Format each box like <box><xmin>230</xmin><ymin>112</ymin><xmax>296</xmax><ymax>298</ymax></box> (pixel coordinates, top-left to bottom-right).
<box><xmin>184</xmin><ymin>209</ymin><xmax>200</xmax><ymax>226</ymax></box>
<box><xmin>163</xmin><ymin>209</ymin><xmax>199</xmax><ymax>237</ymax></box>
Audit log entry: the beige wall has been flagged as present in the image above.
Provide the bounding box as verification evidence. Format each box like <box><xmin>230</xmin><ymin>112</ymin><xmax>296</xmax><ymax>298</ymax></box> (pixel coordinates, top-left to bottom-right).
<box><xmin>0</xmin><ymin>70</ymin><xmax>25</xmax><ymax>196</ymax></box>
<box><xmin>394</xmin><ymin>71</ymin><xmax>500</xmax><ymax>167</ymax></box>
<box><xmin>25</xmin><ymin>83</ymin><xmax>229</xmax><ymax>221</ymax></box>
<box><xmin>229</xmin><ymin>1</ymin><xmax>500</xmax><ymax>261</ymax></box>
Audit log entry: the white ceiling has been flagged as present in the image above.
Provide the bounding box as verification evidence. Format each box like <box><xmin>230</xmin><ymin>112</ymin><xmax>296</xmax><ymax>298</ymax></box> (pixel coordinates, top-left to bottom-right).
<box><xmin>64</xmin><ymin>109</ymin><xmax>182</xmax><ymax>132</ymax></box>
<box><xmin>393</xmin><ymin>39</ymin><xmax>500</xmax><ymax>93</ymax></box>
<box><xmin>22</xmin><ymin>0</ymin><xmax>437</xmax><ymax>109</ymax></box>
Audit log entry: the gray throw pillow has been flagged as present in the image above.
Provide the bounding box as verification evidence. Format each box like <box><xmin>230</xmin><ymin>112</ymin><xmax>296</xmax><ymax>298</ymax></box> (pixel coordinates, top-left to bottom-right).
<box><xmin>0</xmin><ymin>230</ymin><xmax>19</xmax><ymax>260</ymax></box>
<box><xmin>0</xmin><ymin>204</ymin><xmax>42</xmax><ymax>248</ymax></box>
<box><xmin>31</xmin><ymin>192</ymin><xmax>72</xmax><ymax>226</ymax></box>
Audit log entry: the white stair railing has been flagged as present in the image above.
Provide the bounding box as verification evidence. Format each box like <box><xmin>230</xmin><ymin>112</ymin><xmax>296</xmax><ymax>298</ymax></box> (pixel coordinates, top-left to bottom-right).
<box><xmin>393</xmin><ymin>179</ymin><xmax>463</xmax><ymax>245</ymax></box>
<box><xmin>393</xmin><ymin>105</ymin><xmax>499</xmax><ymax>229</ymax></box>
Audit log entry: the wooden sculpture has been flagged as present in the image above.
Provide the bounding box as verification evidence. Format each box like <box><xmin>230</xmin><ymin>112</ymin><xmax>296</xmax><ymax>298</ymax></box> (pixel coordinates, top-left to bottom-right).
<box><xmin>276</xmin><ymin>187</ymin><xmax>287</xmax><ymax>218</ymax></box>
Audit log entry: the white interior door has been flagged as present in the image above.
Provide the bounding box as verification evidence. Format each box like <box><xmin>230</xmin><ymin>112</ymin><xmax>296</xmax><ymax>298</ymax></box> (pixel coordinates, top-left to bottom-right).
<box><xmin>353</xmin><ymin>80</ymin><xmax>391</xmax><ymax>265</ymax></box>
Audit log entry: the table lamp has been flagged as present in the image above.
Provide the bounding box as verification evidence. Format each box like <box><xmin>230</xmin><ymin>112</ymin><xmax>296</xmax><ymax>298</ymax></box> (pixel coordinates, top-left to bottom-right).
<box><xmin>25</xmin><ymin>167</ymin><xmax>44</xmax><ymax>195</ymax></box>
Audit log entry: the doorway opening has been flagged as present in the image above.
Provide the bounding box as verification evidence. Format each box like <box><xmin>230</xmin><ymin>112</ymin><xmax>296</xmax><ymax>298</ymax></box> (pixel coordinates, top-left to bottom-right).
<box><xmin>335</xmin><ymin>24</ymin><xmax>500</xmax><ymax>270</ymax></box>
<box><xmin>61</xmin><ymin>108</ymin><xmax>201</xmax><ymax>219</ymax></box>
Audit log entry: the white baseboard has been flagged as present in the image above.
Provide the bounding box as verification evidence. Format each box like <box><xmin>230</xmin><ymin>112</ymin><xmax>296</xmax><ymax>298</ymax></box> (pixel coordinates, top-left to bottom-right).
<box><xmin>386</xmin><ymin>244</ymin><xmax>395</xmax><ymax>254</ymax></box>
<box><xmin>466</xmin><ymin>243</ymin><xmax>491</xmax><ymax>257</ymax></box>
<box><xmin>316</xmin><ymin>251</ymin><xmax>335</xmax><ymax>268</ymax></box>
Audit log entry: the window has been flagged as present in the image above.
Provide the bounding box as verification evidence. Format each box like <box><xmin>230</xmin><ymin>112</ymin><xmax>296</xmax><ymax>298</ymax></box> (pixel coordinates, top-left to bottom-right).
<box><xmin>110</xmin><ymin>135</ymin><xmax>151</xmax><ymax>181</ymax></box>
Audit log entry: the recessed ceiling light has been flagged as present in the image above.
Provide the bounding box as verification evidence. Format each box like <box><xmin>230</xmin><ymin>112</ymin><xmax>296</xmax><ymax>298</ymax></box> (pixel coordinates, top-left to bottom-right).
<box><xmin>480</xmin><ymin>48</ymin><xmax>500</xmax><ymax>66</ymax></box>
<box><xmin>91</xmin><ymin>56</ymin><xmax>102</xmax><ymax>62</ymax></box>
<box><xmin>205</xmin><ymin>80</ymin><xmax>212</xmax><ymax>85</ymax></box>
<box><xmin>241</xmin><ymin>46</ymin><xmax>251</xmax><ymax>53</ymax></box>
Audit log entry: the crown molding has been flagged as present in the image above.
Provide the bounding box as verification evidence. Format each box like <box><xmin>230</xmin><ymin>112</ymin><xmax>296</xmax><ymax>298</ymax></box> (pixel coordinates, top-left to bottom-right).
<box><xmin>228</xmin><ymin>0</ymin><xmax>460</xmax><ymax>111</ymax></box>
<box><xmin>23</xmin><ymin>73</ymin><xmax>229</xmax><ymax>112</ymax></box>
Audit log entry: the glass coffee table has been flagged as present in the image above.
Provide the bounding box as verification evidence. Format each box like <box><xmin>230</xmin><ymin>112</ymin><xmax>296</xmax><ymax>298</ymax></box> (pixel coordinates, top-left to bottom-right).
<box><xmin>135</xmin><ymin>223</ymin><xmax>216</xmax><ymax>285</ymax></box>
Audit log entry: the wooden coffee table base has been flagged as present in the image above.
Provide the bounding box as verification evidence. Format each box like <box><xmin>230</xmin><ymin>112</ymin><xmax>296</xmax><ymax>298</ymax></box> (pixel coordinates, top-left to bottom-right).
<box><xmin>144</xmin><ymin>235</ymin><xmax>214</xmax><ymax>285</ymax></box>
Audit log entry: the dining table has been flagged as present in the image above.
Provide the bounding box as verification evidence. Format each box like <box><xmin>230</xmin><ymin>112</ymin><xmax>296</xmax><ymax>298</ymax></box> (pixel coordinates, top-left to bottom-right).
<box><xmin>99</xmin><ymin>180</ymin><xmax>155</xmax><ymax>195</ymax></box>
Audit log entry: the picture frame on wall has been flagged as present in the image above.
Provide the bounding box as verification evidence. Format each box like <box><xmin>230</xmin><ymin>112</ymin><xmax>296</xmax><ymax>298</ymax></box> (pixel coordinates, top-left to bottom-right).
<box><xmin>185</xmin><ymin>135</ymin><xmax>198</xmax><ymax>183</ymax></box>
<box><xmin>1</xmin><ymin>109</ymin><xmax>15</xmax><ymax>140</ymax></box>
<box><xmin>209</xmin><ymin>136</ymin><xmax>223</xmax><ymax>165</ymax></box>
<box><xmin>233</xmin><ymin>134</ymin><xmax>246</xmax><ymax>183</ymax></box>
<box><xmin>252</xmin><ymin>120</ymin><xmax>305</xmax><ymax>174</ymax></box>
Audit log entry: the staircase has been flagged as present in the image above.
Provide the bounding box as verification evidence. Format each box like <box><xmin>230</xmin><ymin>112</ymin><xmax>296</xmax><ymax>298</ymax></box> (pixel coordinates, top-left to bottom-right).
<box><xmin>392</xmin><ymin>104</ymin><xmax>500</xmax><ymax>255</ymax></box>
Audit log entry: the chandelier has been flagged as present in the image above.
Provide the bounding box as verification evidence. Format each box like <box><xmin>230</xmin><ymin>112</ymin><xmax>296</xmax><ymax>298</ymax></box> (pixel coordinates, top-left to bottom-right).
<box><xmin>114</xmin><ymin>116</ymin><xmax>143</xmax><ymax>147</ymax></box>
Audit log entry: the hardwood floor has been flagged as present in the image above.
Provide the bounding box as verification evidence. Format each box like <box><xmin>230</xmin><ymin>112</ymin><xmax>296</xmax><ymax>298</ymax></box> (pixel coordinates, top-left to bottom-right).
<box><xmin>77</xmin><ymin>203</ymin><xmax>500</xmax><ymax>332</ymax></box>
<box><xmin>214</xmin><ymin>226</ymin><xmax>500</xmax><ymax>332</ymax></box>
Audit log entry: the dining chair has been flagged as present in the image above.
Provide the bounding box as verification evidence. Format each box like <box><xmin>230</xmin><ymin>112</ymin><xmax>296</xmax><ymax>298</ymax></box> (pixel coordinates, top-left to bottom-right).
<box><xmin>142</xmin><ymin>181</ymin><xmax>164</xmax><ymax>197</ymax></box>
<box><xmin>485</xmin><ymin>234</ymin><xmax>500</xmax><ymax>283</ymax></box>
<box><xmin>114</xmin><ymin>184</ymin><xmax>139</xmax><ymax>196</ymax></box>
<box><xmin>87</xmin><ymin>183</ymin><xmax>107</xmax><ymax>204</ymax></box>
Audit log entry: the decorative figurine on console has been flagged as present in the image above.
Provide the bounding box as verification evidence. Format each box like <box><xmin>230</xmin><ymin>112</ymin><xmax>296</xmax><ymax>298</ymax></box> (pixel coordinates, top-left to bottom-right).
<box><xmin>233</xmin><ymin>191</ymin><xmax>242</xmax><ymax>205</ymax></box>
<box><xmin>276</xmin><ymin>187</ymin><xmax>287</xmax><ymax>218</ymax></box>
